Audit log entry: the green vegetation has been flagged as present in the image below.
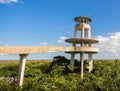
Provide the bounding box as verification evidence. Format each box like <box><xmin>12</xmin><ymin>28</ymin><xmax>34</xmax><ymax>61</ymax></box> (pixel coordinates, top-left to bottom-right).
<box><xmin>0</xmin><ymin>57</ymin><xmax>120</xmax><ymax>91</ymax></box>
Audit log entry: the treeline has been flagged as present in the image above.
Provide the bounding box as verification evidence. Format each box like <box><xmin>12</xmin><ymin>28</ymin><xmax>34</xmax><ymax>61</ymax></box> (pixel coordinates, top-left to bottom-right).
<box><xmin>0</xmin><ymin>56</ymin><xmax>120</xmax><ymax>91</ymax></box>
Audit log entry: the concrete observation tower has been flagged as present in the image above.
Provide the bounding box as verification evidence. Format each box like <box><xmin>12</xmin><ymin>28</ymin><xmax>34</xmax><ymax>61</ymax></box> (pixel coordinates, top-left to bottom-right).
<box><xmin>65</xmin><ymin>16</ymin><xmax>98</xmax><ymax>78</ymax></box>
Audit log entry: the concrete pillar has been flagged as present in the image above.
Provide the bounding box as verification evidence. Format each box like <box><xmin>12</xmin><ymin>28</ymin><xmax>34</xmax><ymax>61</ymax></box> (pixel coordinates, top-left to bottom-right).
<box><xmin>74</xmin><ymin>29</ymin><xmax>77</xmax><ymax>38</ymax></box>
<box><xmin>80</xmin><ymin>41</ymin><xmax>84</xmax><ymax>78</ymax></box>
<box><xmin>80</xmin><ymin>53</ymin><xmax>82</xmax><ymax>61</ymax></box>
<box><xmin>81</xmin><ymin>27</ymin><xmax>84</xmax><ymax>38</ymax></box>
<box><xmin>88</xmin><ymin>43</ymin><xmax>91</xmax><ymax>47</ymax></box>
<box><xmin>70</xmin><ymin>43</ymin><xmax>76</xmax><ymax>72</ymax></box>
<box><xmin>88</xmin><ymin>53</ymin><xmax>93</xmax><ymax>72</ymax></box>
<box><xmin>70</xmin><ymin>53</ymin><xmax>75</xmax><ymax>72</ymax></box>
<box><xmin>88</xmin><ymin>29</ymin><xmax>91</xmax><ymax>38</ymax></box>
<box><xmin>18</xmin><ymin>54</ymin><xmax>28</xmax><ymax>86</ymax></box>
<box><xmin>81</xmin><ymin>52</ymin><xmax>84</xmax><ymax>78</ymax></box>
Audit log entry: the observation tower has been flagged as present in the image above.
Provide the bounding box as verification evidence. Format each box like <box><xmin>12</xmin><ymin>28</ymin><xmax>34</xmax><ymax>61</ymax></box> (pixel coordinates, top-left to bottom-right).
<box><xmin>65</xmin><ymin>16</ymin><xmax>98</xmax><ymax>78</ymax></box>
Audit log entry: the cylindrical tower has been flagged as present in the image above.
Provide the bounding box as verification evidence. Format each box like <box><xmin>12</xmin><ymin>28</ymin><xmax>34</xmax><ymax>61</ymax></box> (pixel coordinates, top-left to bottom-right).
<box><xmin>65</xmin><ymin>16</ymin><xmax>98</xmax><ymax>78</ymax></box>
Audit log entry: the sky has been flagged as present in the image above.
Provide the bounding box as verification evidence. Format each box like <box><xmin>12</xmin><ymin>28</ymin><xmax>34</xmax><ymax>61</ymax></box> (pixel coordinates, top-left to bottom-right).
<box><xmin>0</xmin><ymin>0</ymin><xmax>120</xmax><ymax>60</ymax></box>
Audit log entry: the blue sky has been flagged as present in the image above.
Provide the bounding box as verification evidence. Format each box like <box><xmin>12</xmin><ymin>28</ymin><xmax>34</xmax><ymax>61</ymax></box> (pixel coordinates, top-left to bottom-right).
<box><xmin>0</xmin><ymin>0</ymin><xmax>120</xmax><ymax>60</ymax></box>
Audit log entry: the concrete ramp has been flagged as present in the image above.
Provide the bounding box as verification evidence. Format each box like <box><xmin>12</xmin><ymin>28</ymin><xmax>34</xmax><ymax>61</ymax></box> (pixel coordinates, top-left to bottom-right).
<box><xmin>0</xmin><ymin>46</ymin><xmax>73</xmax><ymax>55</ymax></box>
<box><xmin>0</xmin><ymin>46</ymin><xmax>98</xmax><ymax>55</ymax></box>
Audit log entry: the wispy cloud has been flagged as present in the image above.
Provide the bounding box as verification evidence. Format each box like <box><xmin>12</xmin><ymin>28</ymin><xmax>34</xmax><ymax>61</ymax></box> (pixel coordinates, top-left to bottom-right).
<box><xmin>0</xmin><ymin>42</ymin><xmax>8</xmax><ymax>46</ymax></box>
<box><xmin>40</xmin><ymin>42</ymin><xmax>48</xmax><ymax>45</ymax></box>
<box><xmin>0</xmin><ymin>0</ymin><xmax>18</xmax><ymax>4</ymax></box>
<box><xmin>94</xmin><ymin>32</ymin><xmax>120</xmax><ymax>59</ymax></box>
<box><xmin>57</xmin><ymin>36</ymin><xmax>67</xmax><ymax>43</ymax></box>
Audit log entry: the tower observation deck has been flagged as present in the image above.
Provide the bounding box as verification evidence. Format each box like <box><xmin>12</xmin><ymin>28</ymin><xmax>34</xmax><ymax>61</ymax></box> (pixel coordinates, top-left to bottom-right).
<box><xmin>65</xmin><ymin>16</ymin><xmax>99</xmax><ymax>78</ymax></box>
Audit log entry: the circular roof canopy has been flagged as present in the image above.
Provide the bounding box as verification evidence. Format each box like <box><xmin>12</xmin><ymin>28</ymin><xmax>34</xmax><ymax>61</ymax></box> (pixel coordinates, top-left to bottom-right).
<box><xmin>74</xmin><ymin>16</ymin><xmax>92</xmax><ymax>22</ymax></box>
<box><xmin>65</xmin><ymin>38</ymin><xmax>98</xmax><ymax>44</ymax></box>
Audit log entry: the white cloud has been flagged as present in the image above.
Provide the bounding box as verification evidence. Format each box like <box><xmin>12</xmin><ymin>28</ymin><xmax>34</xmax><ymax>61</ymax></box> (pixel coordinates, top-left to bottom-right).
<box><xmin>0</xmin><ymin>42</ymin><xmax>9</xmax><ymax>46</ymax></box>
<box><xmin>0</xmin><ymin>0</ymin><xmax>18</xmax><ymax>4</ymax></box>
<box><xmin>57</xmin><ymin>36</ymin><xmax>68</xmax><ymax>43</ymax></box>
<box><xmin>94</xmin><ymin>32</ymin><xmax>120</xmax><ymax>59</ymax></box>
<box><xmin>5</xmin><ymin>44</ymin><xmax>9</xmax><ymax>46</ymax></box>
<box><xmin>40</xmin><ymin>42</ymin><xmax>48</xmax><ymax>45</ymax></box>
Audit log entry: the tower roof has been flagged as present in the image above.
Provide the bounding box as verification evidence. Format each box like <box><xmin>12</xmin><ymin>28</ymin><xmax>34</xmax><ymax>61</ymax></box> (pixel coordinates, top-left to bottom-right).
<box><xmin>74</xmin><ymin>16</ymin><xmax>92</xmax><ymax>22</ymax></box>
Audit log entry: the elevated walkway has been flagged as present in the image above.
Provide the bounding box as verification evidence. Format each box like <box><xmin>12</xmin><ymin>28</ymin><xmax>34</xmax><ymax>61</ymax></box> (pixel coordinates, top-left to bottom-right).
<box><xmin>0</xmin><ymin>46</ymin><xmax>98</xmax><ymax>55</ymax></box>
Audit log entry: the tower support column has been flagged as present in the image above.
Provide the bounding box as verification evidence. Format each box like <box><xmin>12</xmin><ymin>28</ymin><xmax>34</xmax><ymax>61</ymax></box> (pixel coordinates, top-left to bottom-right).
<box><xmin>88</xmin><ymin>53</ymin><xmax>93</xmax><ymax>72</ymax></box>
<box><xmin>74</xmin><ymin>29</ymin><xmax>77</xmax><ymax>38</ymax></box>
<box><xmin>18</xmin><ymin>54</ymin><xmax>28</xmax><ymax>86</ymax></box>
<box><xmin>80</xmin><ymin>52</ymin><xmax>84</xmax><ymax>78</ymax></box>
<box><xmin>81</xmin><ymin>27</ymin><xmax>85</xmax><ymax>38</ymax></box>
<box><xmin>70</xmin><ymin>53</ymin><xmax>75</xmax><ymax>72</ymax></box>
<box><xmin>88</xmin><ymin>29</ymin><xmax>91</xmax><ymax>38</ymax></box>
